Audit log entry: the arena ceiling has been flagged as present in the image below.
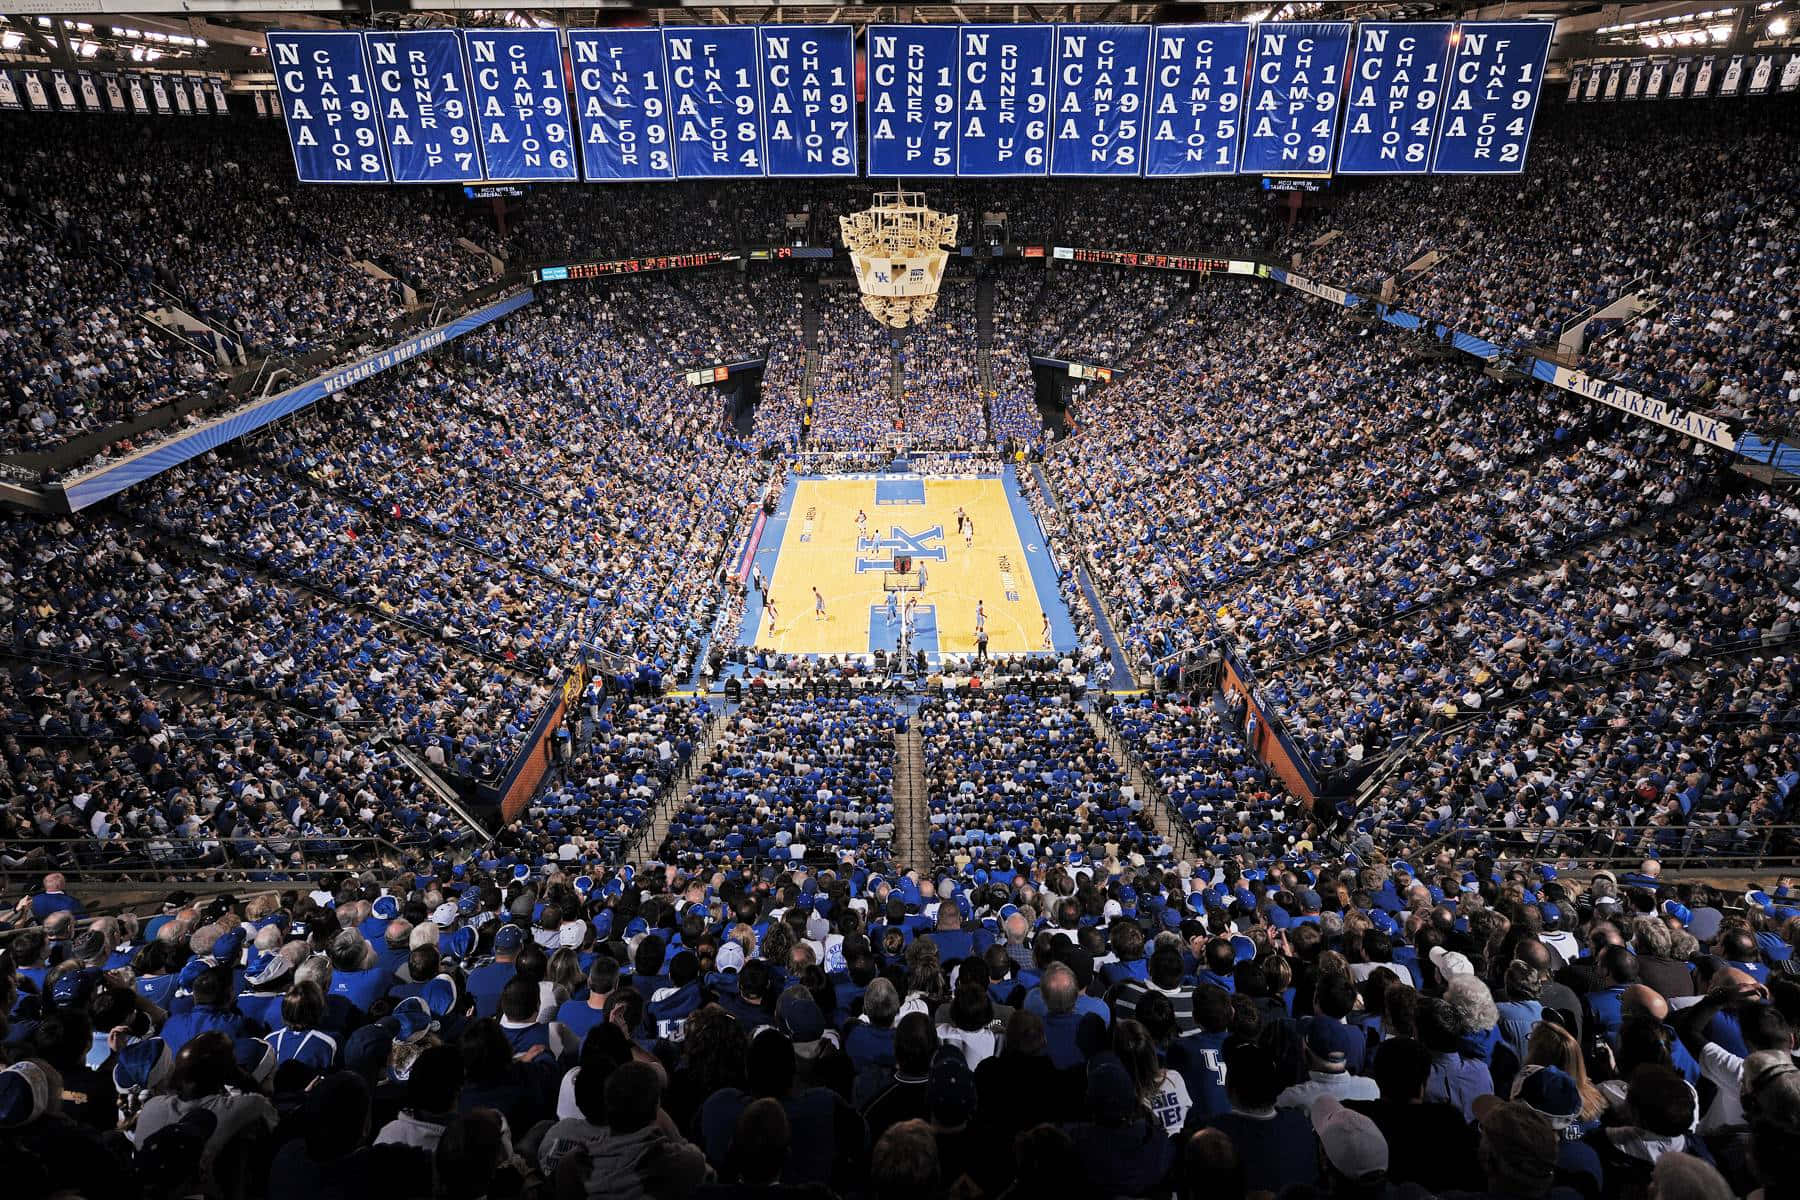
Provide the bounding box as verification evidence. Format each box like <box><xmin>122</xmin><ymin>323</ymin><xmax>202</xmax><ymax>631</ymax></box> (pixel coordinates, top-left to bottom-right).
<box><xmin>1</xmin><ymin>1</ymin><xmax>1792</xmax><ymax>74</ymax></box>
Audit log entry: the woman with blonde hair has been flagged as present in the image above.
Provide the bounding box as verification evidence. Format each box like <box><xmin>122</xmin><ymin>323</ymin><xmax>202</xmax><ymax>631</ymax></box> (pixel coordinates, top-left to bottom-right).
<box><xmin>1516</xmin><ymin>1020</ymin><xmax>1605</xmax><ymax>1132</ymax></box>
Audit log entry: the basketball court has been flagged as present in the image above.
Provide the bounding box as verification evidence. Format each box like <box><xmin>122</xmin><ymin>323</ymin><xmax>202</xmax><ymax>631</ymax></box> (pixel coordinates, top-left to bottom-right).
<box><xmin>738</xmin><ymin>468</ymin><xmax>1078</xmax><ymax>660</ymax></box>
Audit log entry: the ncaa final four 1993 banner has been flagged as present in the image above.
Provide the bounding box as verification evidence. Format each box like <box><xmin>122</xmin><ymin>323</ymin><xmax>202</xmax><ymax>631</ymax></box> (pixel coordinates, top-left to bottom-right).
<box><xmin>568</xmin><ymin>29</ymin><xmax>676</xmax><ymax>182</ymax></box>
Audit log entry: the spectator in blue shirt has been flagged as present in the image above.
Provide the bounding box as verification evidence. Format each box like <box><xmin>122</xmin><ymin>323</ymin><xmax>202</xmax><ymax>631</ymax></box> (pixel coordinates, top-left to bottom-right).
<box><xmin>159</xmin><ymin>964</ymin><xmax>252</xmax><ymax>1054</ymax></box>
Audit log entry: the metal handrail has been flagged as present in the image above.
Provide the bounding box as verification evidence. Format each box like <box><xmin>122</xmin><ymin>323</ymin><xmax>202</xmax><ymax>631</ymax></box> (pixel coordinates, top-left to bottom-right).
<box><xmin>1374</xmin><ymin>822</ymin><xmax>1800</xmax><ymax>874</ymax></box>
<box><xmin>0</xmin><ymin>834</ymin><xmax>413</xmax><ymax>885</ymax></box>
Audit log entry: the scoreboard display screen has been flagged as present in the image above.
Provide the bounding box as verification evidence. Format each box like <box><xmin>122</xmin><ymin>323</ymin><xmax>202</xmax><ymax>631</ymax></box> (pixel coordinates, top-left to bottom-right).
<box><xmin>266</xmin><ymin>19</ymin><xmax>1554</xmax><ymax>184</ymax></box>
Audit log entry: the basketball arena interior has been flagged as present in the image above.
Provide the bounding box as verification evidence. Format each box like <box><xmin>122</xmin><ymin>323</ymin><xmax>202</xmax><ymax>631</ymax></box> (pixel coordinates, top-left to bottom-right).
<box><xmin>0</xmin><ymin>3</ymin><xmax>1798</xmax><ymax>1197</ymax></box>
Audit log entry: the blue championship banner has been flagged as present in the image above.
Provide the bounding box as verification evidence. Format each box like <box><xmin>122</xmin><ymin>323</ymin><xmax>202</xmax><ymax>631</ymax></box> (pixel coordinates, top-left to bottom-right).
<box><xmin>1240</xmin><ymin>21</ymin><xmax>1352</xmax><ymax>176</ymax></box>
<box><xmin>568</xmin><ymin>29</ymin><xmax>676</xmax><ymax>182</ymax></box>
<box><xmin>957</xmin><ymin>24</ymin><xmax>1055</xmax><ymax>176</ymax></box>
<box><xmin>1050</xmin><ymin>25</ymin><xmax>1151</xmax><ymax>176</ymax></box>
<box><xmin>1337</xmin><ymin>22</ymin><xmax>1454</xmax><ymax>174</ymax></box>
<box><xmin>1431</xmin><ymin>21</ymin><xmax>1553</xmax><ymax>174</ymax></box>
<box><xmin>665</xmin><ymin>27</ymin><xmax>766</xmax><ymax>178</ymax></box>
<box><xmin>866</xmin><ymin>24</ymin><xmax>959</xmax><ymax>176</ymax></box>
<box><xmin>1145</xmin><ymin>24</ymin><xmax>1251</xmax><ymax>176</ymax></box>
<box><xmin>759</xmin><ymin>26</ymin><xmax>857</xmax><ymax>176</ymax></box>
<box><xmin>267</xmin><ymin>31</ymin><xmax>390</xmax><ymax>183</ymax></box>
<box><xmin>462</xmin><ymin>29</ymin><xmax>578</xmax><ymax>183</ymax></box>
<box><xmin>366</xmin><ymin>31</ymin><xmax>483</xmax><ymax>183</ymax></box>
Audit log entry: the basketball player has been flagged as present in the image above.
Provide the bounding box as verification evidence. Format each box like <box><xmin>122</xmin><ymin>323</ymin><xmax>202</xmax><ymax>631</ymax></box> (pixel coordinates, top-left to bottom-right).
<box><xmin>766</xmin><ymin>597</ymin><xmax>779</xmax><ymax>634</ymax></box>
<box><xmin>1041</xmin><ymin>612</ymin><xmax>1053</xmax><ymax>651</ymax></box>
<box><xmin>855</xmin><ymin>509</ymin><xmax>868</xmax><ymax>544</ymax></box>
<box><xmin>974</xmin><ymin>601</ymin><xmax>986</xmax><ymax>635</ymax></box>
<box><xmin>963</xmin><ymin>517</ymin><xmax>974</xmax><ymax>549</ymax></box>
<box><xmin>886</xmin><ymin>590</ymin><xmax>899</xmax><ymax>627</ymax></box>
<box><xmin>904</xmin><ymin>594</ymin><xmax>918</xmax><ymax>626</ymax></box>
<box><xmin>813</xmin><ymin>587</ymin><xmax>826</xmax><ymax>622</ymax></box>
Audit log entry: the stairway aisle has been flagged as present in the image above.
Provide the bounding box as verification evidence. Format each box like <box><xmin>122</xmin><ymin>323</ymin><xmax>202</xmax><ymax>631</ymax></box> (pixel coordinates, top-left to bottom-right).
<box><xmin>1084</xmin><ymin>707</ymin><xmax>1195</xmax><ymax>862</ymax></box>
<box><xmin>891</xmin><ymin>725</ymin><xmax>930</xmax><ymax>873</ymax></box>
<box><xmin>619</xmin><ymin>712</ymin><xmax>728</xmax><ymax>865</ymax></box>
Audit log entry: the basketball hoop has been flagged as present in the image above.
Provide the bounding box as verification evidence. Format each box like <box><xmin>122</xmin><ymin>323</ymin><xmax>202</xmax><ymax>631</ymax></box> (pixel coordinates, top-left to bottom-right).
<box><xmin>840</xmin><ymin>190</ymin><xmax>958</xmax><ymax>330</ymax></box>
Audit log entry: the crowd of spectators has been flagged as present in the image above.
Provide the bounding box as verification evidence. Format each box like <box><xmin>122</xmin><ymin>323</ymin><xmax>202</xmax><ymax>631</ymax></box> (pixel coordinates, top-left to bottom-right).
<box><xmin>5</xmin><ymin>846</ymin><xmax>1800</xmax><ymax>1200</ymax></box>
<box><xmin>659</xmin><ymin>689</ymin><xmax>900</xmax><ymax>869</ymax></box>
<box><xmin>920</xmin><ymin>691</ymin><xmax>1168</xmax><ymax>868</ymax></box>
<box><xmin>1031</xmin><ymin>268</ymin><xmax>1193</xmax><ymax>367</ymax></box>
<box><xmin>0</xmin><ymin>514</ymin><xmax>554</xmax><ymax>784</ymax></box>
<box><xmin>806</xmin><ymin>286</ymin><xmax>904</xmax><ymax>449</ymax></box>
<box><xmin>0</xmin><ymin>112</ymin><xmax>514</xmax><ymax>457</ymax></box>
<box><xmin>1283</xmin><ymin>96</ymin><xmax>1800</xmax><ymax>433</ymax></box>
<box><xmin>897</xmin><ymin>281</ymin><xmax>988</xmax><ymax>449</ymax></box>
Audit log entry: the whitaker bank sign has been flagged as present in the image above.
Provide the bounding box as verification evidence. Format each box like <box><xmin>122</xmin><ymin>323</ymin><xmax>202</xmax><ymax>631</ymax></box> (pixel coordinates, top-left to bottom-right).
<box><xmin>1536</xmin><ymin>362</ymin><xmax>1740</xmax><ymax>452</ymax></box>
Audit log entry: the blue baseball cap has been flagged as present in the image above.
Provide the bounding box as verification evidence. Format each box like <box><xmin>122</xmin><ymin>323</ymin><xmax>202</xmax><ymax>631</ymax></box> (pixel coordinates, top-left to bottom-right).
<box><xmin>1305</xmin><ymin>1019</ymin><xmax>1364</xmax><ymax>1069</ymax></box>
<box><xmin>211</xmin><ymin>929</ymin><xmax>246</xmax><ymax>966</ymax></box>
<box><xmin>50</xmin><ymin>968</ymin><xmax>102</xmax><ymax>1008</ymax></box>
<box><xmin>492</xmin><ymin>924</ymin><xmax>525</xmax><ymax>954</ymax></box>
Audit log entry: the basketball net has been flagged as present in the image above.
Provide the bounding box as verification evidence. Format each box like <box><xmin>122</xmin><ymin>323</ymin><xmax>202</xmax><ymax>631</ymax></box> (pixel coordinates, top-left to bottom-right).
<box><xmin>840</xmin><ymin>190</ymin><xmax>959</xmax><ymax>330</ymax></box>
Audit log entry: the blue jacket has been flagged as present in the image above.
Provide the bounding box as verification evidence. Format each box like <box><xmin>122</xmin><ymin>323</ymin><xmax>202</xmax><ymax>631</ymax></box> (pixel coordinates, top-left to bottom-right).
<box><xmin>161</xmin><ymin>1004</ymin><xmax>250</xmax><ymax>1054</ymax></box>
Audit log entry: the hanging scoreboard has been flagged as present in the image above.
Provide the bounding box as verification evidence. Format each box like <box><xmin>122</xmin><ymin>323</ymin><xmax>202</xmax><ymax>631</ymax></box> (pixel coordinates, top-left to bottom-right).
<box><xmin>1336</xmin><ymin>22</ymin><xmax>1454</xmax><ymax>174</ymax></box>
<box><xmin>867</xmin><ymin>24</ymin><xmax>960</xmax><ymax>176</ymax></box>
<box><xmin>366</xmin><ymin>31</ymin><xmax>482</xmax><ymax>183</ymax></box>
<box><xmin>1144</xmin><ymin>24</ymin><xmax>1252</xmax><ymax>176</ymax></box>
<box><xmin>664</xmin><ymin>27</ymin><xmax>765</xmax><ymax>178</ymax></box>
<box><xmin>264</xmin><ymin>20</ymin><xmax>1555</xmax><ymax>183</ymax></box>
<box><xmin>1430</xmin><ymin>21</ymin><xmax>1554</xmax><ymax>174</ymax></box>
<box><xmin>759</xmin><ymin>26</ymin><xmax>858</xmax><ymax>176</ymax></box>
<box><xmin>267</xmin><ymin>31</ymin><xmax>389</xmax><ymax>183</ymax></box>
<box><xmin>568</xmin><ymin>29</ymin><xmax>676</xmax><ymax>182</ymax></box>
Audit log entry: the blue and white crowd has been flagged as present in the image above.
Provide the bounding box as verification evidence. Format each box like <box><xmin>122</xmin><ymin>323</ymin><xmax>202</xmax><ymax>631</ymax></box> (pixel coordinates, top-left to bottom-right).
<box><xmin>0</xmin><ymin>86</ymin><xmax>1797</xmax><ymax>1200</ymax></box>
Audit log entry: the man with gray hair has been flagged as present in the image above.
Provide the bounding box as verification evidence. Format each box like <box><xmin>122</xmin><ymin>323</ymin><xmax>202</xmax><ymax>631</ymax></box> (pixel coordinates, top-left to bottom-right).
<box><xmin>326</xmin><ymin>927</ymin><xmax>393</xmax><ymax>1013</ymax></box>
